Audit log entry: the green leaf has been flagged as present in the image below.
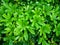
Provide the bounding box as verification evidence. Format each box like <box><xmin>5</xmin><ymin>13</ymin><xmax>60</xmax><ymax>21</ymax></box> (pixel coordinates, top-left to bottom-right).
<box><xmin>39</xmin><ymin>29</ymin><xmax>43</xmax><ymax>36</ymax></box>
<box><xmin>28</xmin><ymin>28</ymin><xmax>35</xmax><ymax>34</ymax></box>
<box><xmin>14</xmin><ymin>28</ymin><xmax>20</xmax><ymax>36</ymax></box>
<box><xmin>15</xmin><ymin>36</ymin><xmax>19</xmax><ymax>41</ymax></box>
<box><xmin>2</xmin><ymin>14</ymin><xmax>7</xmax><ymax>19</ymax></box>
<box><xmin>3</xmin><ymin>37</ymin><xmax>8</xmax><ymax>41</ymax></box>
<box><xmin>43</xmin><ymin>33</ymin><xmax>47</xmax><ymax>39</ymax></box>
<box><xmin>5</xmin><ymin>28</ymin><xmax>11</xmax><ymax>33</ymax></box>
<box><xmin>42</xmin><ymin>40</ymin><xmax>49</xmax><ymax>45</ymax></box>
<box><xmin>41</xmin><ymin>24</ymin><xmax>51</xmax><ymax>34</ymax></box>
<box><xmin>46</xmin><ymin>0</ymin><xmax>52</xmax><ymax>3</ymax></box>
<box><xmin>24</xmin><ymin>30</ymin><xmax>28</xmax><ymax>41</ymax></box>
<box><xmin>9</xmin><ymin>40</ymin><xmax>13</xmax><ymax>45</ymax></box>
<box><xmin>38</xmin><ymin>38</ymin><xmax>43</xmax><ymax>44</ymax></box>
<box><xmin>55</xmin><ymin>23</ymin><xmax>60</xmax><ymax>36</ymax></box>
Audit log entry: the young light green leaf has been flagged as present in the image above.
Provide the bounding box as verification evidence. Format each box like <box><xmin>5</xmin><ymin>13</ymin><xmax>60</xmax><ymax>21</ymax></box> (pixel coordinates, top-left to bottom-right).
<box><xmin>9</xmin><ymin>40</ymin><xmax>13</xmax><ymax>45</ymax></box>
<box><xmin>24</xmin><ymin>30</ymin><xmax>28</xmax><ymax>41</ymax></box>
<box><xmin>28</xmin><ymin>28</ymin><xmax>35</xmax><ymax>35</ymax></box>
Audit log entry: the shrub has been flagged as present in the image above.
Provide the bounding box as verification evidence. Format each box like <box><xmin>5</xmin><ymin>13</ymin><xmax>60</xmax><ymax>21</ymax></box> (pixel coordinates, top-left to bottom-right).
<box><xmin>0</xmin><ymin>0</ymin><xmax>60</xmax><ymax>45</ymax></box>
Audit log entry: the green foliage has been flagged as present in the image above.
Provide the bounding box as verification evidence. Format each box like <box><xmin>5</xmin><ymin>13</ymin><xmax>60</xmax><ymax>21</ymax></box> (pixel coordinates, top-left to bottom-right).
<box><xmin>0</xmin><ymin>0</ymin><xmax>60</xmax><ymax>45</ymax></box>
